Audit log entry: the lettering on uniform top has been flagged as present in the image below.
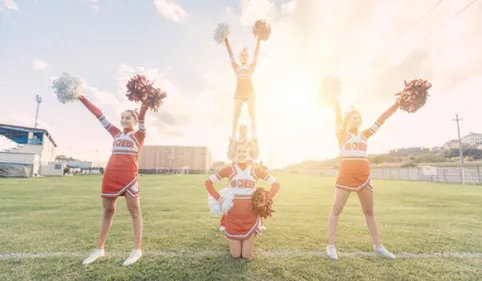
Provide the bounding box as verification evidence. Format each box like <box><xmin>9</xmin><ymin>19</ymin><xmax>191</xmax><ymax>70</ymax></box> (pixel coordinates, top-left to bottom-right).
<box><xmin>115</xmin><ymin>139</ymin><xmax>134</xmax><ymax>148</ymax></box>
<box><xmin>344</xmin><ymin>142</ymin><xmax>367</xmax><ymax>151</ymax></box>
<box><xmin>230</xmin><ymin>179</ymin><xmax>255</xmax><ymax>188</ymax></box>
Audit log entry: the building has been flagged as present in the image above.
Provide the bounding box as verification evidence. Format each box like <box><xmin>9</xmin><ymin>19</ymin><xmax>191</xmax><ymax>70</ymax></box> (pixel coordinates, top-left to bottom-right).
<box><xmin>462</xmin><ymin>132</ymin><xmax>482</xmax><ymax>146</ymax></box>
<box><xmin>0</xmin><ymin>123</ymin><xmax>57</xmax><ymax>176</ymax></box>
<box><xmin>443</xmin><ymin>139</ymin><xmax>460</xmax><ymax>150</ymax></box>
<box><xmin>138</xmin><ymin>145</ymin><xmax>212</xmax><ymax>174</ymax></box>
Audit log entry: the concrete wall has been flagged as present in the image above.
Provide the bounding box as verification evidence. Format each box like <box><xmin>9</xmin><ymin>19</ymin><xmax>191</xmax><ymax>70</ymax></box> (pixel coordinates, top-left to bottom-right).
<box><xmin>293</xmin><ymin>166</ymin><xmax>482</xmax><ymax>184</ymax></box>
<box><xmin>0</xmin><ymin>152</ymin><xmax>39</xmax><ymax>175</ymax></box>
<box><xmin>138</xmin><ymin>145</ymin><xmax>212</xmax><ymax>172</ymax></box>
<box><xmin>41</xmin><ymin>162</ymin><xmax>66</xmax><ymax>176</ymax></box>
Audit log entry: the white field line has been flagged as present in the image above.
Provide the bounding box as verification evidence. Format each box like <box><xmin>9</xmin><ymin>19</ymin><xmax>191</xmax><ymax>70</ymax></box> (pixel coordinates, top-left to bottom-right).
<box><xmin>1</xmin><ymin>251</ymin><xmax>482</xmax><ymax>259</ymax></box>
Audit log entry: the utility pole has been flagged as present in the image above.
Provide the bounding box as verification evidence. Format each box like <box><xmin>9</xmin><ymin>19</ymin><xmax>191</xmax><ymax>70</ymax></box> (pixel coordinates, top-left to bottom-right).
<box><xmin>34</xmin><ymin>95</ymin><xmax>43</xmax><ymax>128</ymax></box>
<box><xmin>453</xmin><ymin>113</ymin><xmax>464</xmax><ymax>184</ymax></box>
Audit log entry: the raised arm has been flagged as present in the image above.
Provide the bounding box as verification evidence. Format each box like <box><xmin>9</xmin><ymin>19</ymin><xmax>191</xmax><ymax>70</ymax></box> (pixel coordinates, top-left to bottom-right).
<box><xmin>333</xmin><ymin>96</ymin><xmax>347</xmax><ymax>143</ymax></box>
<box><xmin>205</xmin><ymin>166</ymin><xmax>233</xmax><ymax>200</ymax></box>
<box><xmin>249</xmin><ymin>38</ymin><xmax>261</xmax><ymax>71</ymax></box>
<box><xmin>227</xmin><ymin>138</ymin><xmax>236</xmax><ymax>160</ymax></box>
<box><xmin>79</xmin><ymin>96</ymin><xmax>120</xmax><ymax>137</ymax></box>
<box><xmin>255</xmin><ymin>165</ymin><xmax>280</xmax><ymax>199</ymax></box>
<box><xmin>134</xmin><ymin>104</ymin><xmax>148</xmax><ymax>145</ymax></box>
<box><xmin>224</xmin><ymin>38</ymin><xmax>238</xmax><ymax>70</ymax></box>
<box><xmin>361</xmin><ymin>102</ymin><xmax>400</xmax><ymax>140</ymax></box>
<box><xmin>249</xmin><ymin>139</ymin><xmax>259</xmax><ymax>159</ymax></box>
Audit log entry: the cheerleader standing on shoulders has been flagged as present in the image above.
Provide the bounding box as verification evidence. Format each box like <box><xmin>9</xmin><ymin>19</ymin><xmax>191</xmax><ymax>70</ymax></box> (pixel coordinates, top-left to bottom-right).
<box><xmin>224</xmin><ymin>36</ymin><xmax>261</xmax><ymax>139</ymax></box>
<box><xmin>205</xmin><ymin>144</ymin><xmax>280</xmax><ymax>259</ymax></box>
<box><xmin>80</xmin><ymin>96</ymin><xmax>148</xmax><ymax>266</ymax></box>
<box><xmin>326</xmin><ymin>78</ymin><xmax>399</xmax><ymax>260</ymax></box>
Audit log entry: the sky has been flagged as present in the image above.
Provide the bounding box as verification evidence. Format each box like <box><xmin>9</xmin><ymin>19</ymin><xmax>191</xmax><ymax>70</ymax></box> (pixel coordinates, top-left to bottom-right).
<box><xmin>0</xmin><ymin>0</ymin><xmax>481</xmax><ymax>168</ymax></box>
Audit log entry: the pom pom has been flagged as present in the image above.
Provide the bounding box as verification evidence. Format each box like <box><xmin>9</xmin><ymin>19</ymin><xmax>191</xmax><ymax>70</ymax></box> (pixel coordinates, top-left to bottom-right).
<box><xmin>252</xmin><ymin>19</ymin><xmax>271</xmax><ymax>41</ymax></box>
<box><xmin>126</xmin><ymin>75</ymin><xmax>167</xmax><ymax>112</ymax></box>
<box><xmin>208</xmin><ymin>194</ymin><xmax>222</xmax><ymax>216</ymax></box>
<box><xmin>318</xmin><ymin>75</ymin><xmax>341</xmax><ymax>106</ymax></box>
<box><xmin>214</xmin><ymin>22</ymin><xmax>230</xmax><ymax>44</ymax></box>
<box><xmin>395</xmin><ymin>79</ymin><xmax>432</xmax><ymax>113</ymax></box>
<box><xmin>220</xmin><ymin>188</ymin><xmax>235</xmax><ymax>213</ymax></box>
<box><xmin>207</xmin><ymin>188</ymin><xmax>235</xmax><ymax>216</ymax></box>
<box><xmin>51</xmin><ymin>72</ymin><xmax>84</xmax><ymax>103</ymax></box>
<box><xmin>250</xmin><ymin>188</ymin><xmax>274</xmax><ymax>219</ymax></box>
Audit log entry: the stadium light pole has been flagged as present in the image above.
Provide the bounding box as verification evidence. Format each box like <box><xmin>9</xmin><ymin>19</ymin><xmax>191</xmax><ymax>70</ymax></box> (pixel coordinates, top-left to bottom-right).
<box><xmin>34</xmin><ymin>95</ymin><xmax>43</xmax><ymax>128</ymax></box>
<box><xmin>453</xmin><ymin>113</ymin><xmax>464</xmax><ymax>185</ymax></box>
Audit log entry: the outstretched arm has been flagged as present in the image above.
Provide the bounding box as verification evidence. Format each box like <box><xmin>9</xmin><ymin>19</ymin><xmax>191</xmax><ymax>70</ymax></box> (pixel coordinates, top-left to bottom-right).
<box><xmin>79</xmin><ymin>96</ymin><xmax>120</xmax><ymax>137</ymax></box>
<box><xmin>255</xmin><ymin>165</ymin><xmax>280</xmax><ymax>199</ymax></box>
<box><xmin>205</xmin><ymin>166</ymin><xmax>233</xmax><ymax>199</ymax></box>
<box><xmin>249</xmin><ymin>38</ymin><xmax>261</xmax><ymax>71</ymax></box>
<box><xmin>361</xmin><ymin>102</ymin><xmax>400</xmax><ymax>140</ymax></box>
<box><xmin>224</xmin><ymin>38</ymin><xmax>238</xmax><ymax>71</ymax></box>
<box><xmin>227</xmin><ymin>139</ymin><xmax>236</xmax><ymax>160</ymax></box>
<box><xmin>333</xmin><ymin>96</ymin><xmax>346</xmax><ymax>142</ymax></box>
<box><xmin>134</xmin><ymin>104</ymin><xmax>148</xmax><ymax>145</ymax></box>
<box><xmin>249</xmin><ymin>139</ymin><xmax>259</xmax><ymax>159</ymax></box>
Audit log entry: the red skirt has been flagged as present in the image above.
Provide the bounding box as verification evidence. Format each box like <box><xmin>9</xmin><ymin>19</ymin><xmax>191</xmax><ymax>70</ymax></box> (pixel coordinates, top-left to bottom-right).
<box><xmin>234</xmin><ymin>80</ymin><xmax>254</xmax><ymax>102</ymax></box>
<box><xmin>224</xmin><ymin>199</ymin><xmax>261</xmax><ymax>240</ymax></box>
<box><xmin>336</xmin><ymin>160</ymin><xmax>373</xmax><ymax>192</ymax></box>
<box><xmin>101</xmin><ymin>170</ymin><xmax>139</xmax><ymax>198</ymax></box>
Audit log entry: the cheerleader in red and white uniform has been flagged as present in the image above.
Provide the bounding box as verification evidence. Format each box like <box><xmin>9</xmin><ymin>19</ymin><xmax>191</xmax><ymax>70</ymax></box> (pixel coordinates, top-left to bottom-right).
<box><xmin>223</xmin><ymin>37</ymin><xmax>261</xmax><ymax>139</ymax></box>
<box><xmin>205</xmin><ymin>144</ymin><xmax>280</xmax><ymax>259</ymax></box>
<box><xmin>80</xmin><ymin>95</ymin><xmax>148</xmax><ymax>266</ymax></box>
<box><xmin>326</xmin><ymin>79</ymin><xmax>399</xmax><ymax>260</ymax></box>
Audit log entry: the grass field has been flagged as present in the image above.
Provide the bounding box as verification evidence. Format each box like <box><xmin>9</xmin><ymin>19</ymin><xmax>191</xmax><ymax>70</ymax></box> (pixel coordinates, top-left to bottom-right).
<box><xmin>1</xmin><ymin>174</ymin><xmax>482</xmax><ymax>281</ymax></box>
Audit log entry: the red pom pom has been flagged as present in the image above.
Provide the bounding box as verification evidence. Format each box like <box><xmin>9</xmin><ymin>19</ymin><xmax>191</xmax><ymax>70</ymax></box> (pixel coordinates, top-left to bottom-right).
<box><xmin>395</xmin><ymin>79</ymin><xmax>432</xmax><ymax>113</ymax></box>
<box><xmin>126</xmin><ymin>75</ymin><xmax>167</xmax><ymax>112</ymax></box>
<box><xmin>250</xmin><ymin>188</ymin><xmax>274</xmax><ymax>219</ymax></box>
<box><xmin>252</xmin><ymin>19</ymin><xmax>271</xmax><ymax>41</ymax></box>
<box><xmin>126</xmin><ymin>75</ymin><xmax>150</xmax><ymax>102</ymax></box>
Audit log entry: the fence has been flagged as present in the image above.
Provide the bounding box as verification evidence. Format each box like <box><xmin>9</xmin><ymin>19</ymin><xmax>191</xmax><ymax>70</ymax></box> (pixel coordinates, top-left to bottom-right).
<box><xmin>293</xmin><ymin>166</ymin><xmax>482</xmax><ymax>185</ymax></box>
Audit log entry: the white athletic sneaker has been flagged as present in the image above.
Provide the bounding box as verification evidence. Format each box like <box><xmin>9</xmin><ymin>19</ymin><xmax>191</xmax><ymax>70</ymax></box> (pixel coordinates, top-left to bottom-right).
<box><xmin>374</xmin><ymin>246</ymin><xmax>396</xmax><ymax>259</ymax></box>
<box><xmin>123</xmin><ymin>249</ymin><xmax>142</xmax><ymax>266</ymax></box>
<box><xmin>326</xmin><ymin>245</ymin><xmax>338</xmax><ymax>260</ymax></box>
<box><xmin>219</xmin><ymin>226</ymin><xmax>226</xmax><ymax>232</ymax></box>
<box><xmin>82</xmin><ymin>248</ymin><xmax>105</xmax><ymax>265</ymax></box>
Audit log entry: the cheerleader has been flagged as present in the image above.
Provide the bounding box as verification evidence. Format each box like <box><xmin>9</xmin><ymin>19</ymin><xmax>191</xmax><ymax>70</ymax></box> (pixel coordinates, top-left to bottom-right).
<box><xmin>223</xmin><ymin>36</ymin><xmax>261</xmax><ymax>139</ymax></box>
<box><xmin>326</xmin><ymin>79</ymin><xmax>399</xmax><ymax>260</ymax></box>
<box><xmin>205</xmin><ymin>143</ymin><xmax>280</xmax><ymax>259</ymax></box>
<box><xmin>80</xmin><ymin>95</ymin><xmax>148</xmax><ymax>266</ymax></box>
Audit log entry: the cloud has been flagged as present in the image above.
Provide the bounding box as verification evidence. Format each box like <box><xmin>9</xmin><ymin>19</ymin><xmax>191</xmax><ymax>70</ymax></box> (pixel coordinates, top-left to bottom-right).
<box><xmin>153</xmin><ymin>0</ymin><xmax>188</xmax><ymax>22</ymax></box>
<box><xmin>87</xmin><ymin>0</ymin><xmax>99</xmax><ymax>11</ymax></box>
<box><xmin>239</xmin><ymin>0</ymin><xmax>276</xmax><ymax>25</ymax></box>
<box><xmin>32</xmin><ymin>59</ymin><xmax>50</xmax><ymax>71</ymax></box>
<box><xmin>2</xmin><ymin>0</ymin><xmax>19</xmax><ymax>11</ymax></box>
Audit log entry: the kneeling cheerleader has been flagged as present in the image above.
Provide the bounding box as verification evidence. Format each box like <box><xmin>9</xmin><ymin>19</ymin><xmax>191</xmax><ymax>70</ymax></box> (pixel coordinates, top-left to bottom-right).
<box><xmin>205</xmin><ymin>144</ymin><xmax>280</xmax><ymax>259</ymax></box>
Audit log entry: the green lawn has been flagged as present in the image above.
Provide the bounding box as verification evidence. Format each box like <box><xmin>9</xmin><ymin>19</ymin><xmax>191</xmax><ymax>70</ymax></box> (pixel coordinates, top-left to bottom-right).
<box><xmin>1</xmin><ymin>174</ymin><xmax>481</xmax><ymax>281</ymax></box>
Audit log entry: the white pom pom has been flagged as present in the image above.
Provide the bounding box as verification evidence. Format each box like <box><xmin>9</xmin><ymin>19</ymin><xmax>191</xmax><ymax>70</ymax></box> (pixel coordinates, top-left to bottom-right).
<box><xmin>208</xmin><ymin>194</ymin><xmax>222</xmax><ymax>216</ymax></box>
<box><xmin>214</xmin><ymin>22</ymin><xmax>230</xmax><ymax>44</ymax></box>
<box><xmin>220</xmin><ymin>188</ymin><xmax>235</xmax><ymax>213</ymax></box>
<box><xmin>51</xmin><ymin>72</ymin><xmax>84</xmax><ymax>104</ymax></box>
